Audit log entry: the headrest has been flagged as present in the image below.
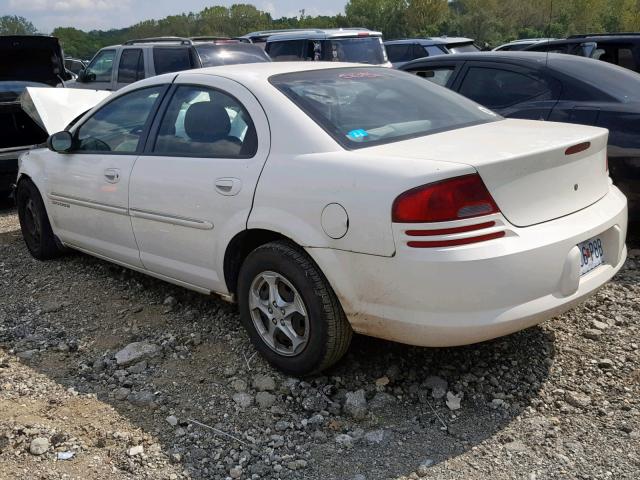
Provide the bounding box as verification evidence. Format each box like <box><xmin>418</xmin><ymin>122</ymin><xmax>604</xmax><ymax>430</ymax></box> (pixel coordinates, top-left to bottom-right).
<box><xmin>184</xmin><ymin>101</ymin><xmax>231</xmax><ymax>142</ymax></box>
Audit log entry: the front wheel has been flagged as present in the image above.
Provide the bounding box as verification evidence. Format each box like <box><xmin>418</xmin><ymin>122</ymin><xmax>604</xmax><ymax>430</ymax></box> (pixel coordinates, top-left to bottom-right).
<box><xmin>237</xmin><ymin>241</ymin><xmax>352</xmax><ymax>376</ymax></box>
<box><xmin>16</xmin><ymin>179</ymin><xmax>65</xmax><ymax>260</ymax></box>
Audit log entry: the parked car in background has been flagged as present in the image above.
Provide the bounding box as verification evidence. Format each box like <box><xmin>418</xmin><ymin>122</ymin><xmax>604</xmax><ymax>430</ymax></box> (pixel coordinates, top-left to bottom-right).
<box><xmin>17</xmin><ymin>62</ymin><xmax>626</xmax><ymax>374</ymax></box>
<box><xmin>493</xmin><ymin>38</ymin><xmax>555</xmax><ymax>51</ymax></box>
<box><xmin>401</xmin><ymin>51</ymin><xmax>640</xmax><ymax>218</ymax></box>
<box><xmin>69</xmin><ymin>37</ymin><xmax>270</xmax><ymax>91</ymax></box>
<box><xmin>385</xmin><ymin>37</ymin><xmax>479</xmax><ymax>68</ymax></box>
<box><xmin>263</xmin><ymin>29</ymin><xmax>390</xmax><ymax>66</ymax></box>
<box><xmin>239</xmin><ymin>29</ymin><xmax>313</xmax><ymax>49</ymax></box>
<box><xmin>524</xmin><ymin>33</ymin><xmax>640</xmax><ymax>72</ymax></box>
<box><xmin>0</xmin><ymin>35</ymin><xmax>72</xmax><ymax>197</ymax></box>
<box><xmin>64</xmin><ymin>57</ymin><xmax>87</xmax><ymax>76</ymax></box>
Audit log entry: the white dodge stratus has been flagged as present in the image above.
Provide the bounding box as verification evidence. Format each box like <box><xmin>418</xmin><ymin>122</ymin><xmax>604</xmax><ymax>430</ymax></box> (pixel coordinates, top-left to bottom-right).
<box><xmin>17</xmin><ymin>63</ymin><xmax>627</xmax><ymax>375</ymax></box>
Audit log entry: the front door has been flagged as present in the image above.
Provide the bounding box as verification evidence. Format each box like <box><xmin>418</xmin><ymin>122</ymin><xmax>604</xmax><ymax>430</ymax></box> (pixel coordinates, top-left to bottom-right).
<box><xmin>79</xmin><ymin>49</ymin><xmax>117</xmax><ymax>91</ymax></box>
<box><xmin>129</xmin><ymin>73</ymin><xmax>270</xmax><ymax>293</ymax></box>
<box><xmin>45</xmin><ymin>85</ymin><xmax>167</xmax><ymax>266</ymax></box>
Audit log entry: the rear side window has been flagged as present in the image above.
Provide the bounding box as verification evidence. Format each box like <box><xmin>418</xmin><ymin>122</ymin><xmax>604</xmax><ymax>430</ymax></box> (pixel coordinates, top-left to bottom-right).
<box><xmin>195</xmin><ymin>44</ymin><xmax>270</xmax><ymax>67</ymax></box>
<box><xmin>386</xmin><ymin>44</ymin><xmax>417</xmax><ymax>63</ymax></box>
<box><xmin>459</xmin><ymin>67</ymin><xmax>552</xmax><ymax>109</ymax></box>
<box><xmin>118</xmin><ymin>49</ymin><xmax>144</xmax><ymax>84</ymax></box>
<box><xmin>268</xmin><ymin>40</ymin><xmax>306</xmax><ymax>61</ymax></box>
<box><xmin>411</xmin><ymin>67</ymin><xmax>455</xmax><ymax>87</ymax></box>
<box><xmin>153</xmin><ymin>85</ymin><xmax>257</xmax><ymax>158</ymax></box>
<box><xmin>153</xmin><ymin>47</ymin><xmax>196</xmax><ymax>75</ymax></box>
<box><xmin>447</xmin><ymin>43</ymin><xmax>480</xmax><ymax>54</ymax></box>
<box><xmin>591</xmin><ymin>43</ymin><xmax>639</xmax><ymax>71</ymax></box>
<box><xmin>271</xmin><ymin>67</ymin><xmax>498</xmax><ymax>149</ymax></box>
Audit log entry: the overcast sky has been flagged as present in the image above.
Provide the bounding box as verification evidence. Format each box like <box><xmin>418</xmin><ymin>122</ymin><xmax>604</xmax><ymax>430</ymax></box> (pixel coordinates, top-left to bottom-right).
<box><xmin>3</xmin><ymin>0</ymin><xmax>349</xmax><ymax>33</ymax></box>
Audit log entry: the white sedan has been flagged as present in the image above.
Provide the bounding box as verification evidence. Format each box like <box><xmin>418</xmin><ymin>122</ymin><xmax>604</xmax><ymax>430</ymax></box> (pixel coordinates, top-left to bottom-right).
<box><xmin>16</xmin><ymin>62</ymin><xmax>627</xmax><ymax>375</ymax></box>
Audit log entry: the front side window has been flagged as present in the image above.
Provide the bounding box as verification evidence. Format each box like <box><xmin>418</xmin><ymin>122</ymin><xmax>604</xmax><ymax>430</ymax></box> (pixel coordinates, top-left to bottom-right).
<box><xmin>118</xmin><ymin>49</ymin><xmax>145</xmax><ymax>84</ymax></box>
<box><xmin>459</xmin><ymin>67</ymin><xmax>552</xmax><ymax>109</ymax></box>
<box><xmin>271</xmin><ymin>67</ymin><xmax>498</xmax><ymax>149</ymax></box>
<box><xmin>153</xmin><ymin>85</ymin><xmax>257</xmax><ymax>158</ymax></box>
<box><xmin>85</xmin><ymin>49</ymin><xmax>116</xmax><ymax>83</ymax></box>
<box><xmin>153</xmin><ymin>47</ymin><xmax>196</xmax><ymax>75</ymax></box>
<box><xmin>74</xmin><ymin>86</ymin><xmax>164</xmax><ymax>153</ymax></box>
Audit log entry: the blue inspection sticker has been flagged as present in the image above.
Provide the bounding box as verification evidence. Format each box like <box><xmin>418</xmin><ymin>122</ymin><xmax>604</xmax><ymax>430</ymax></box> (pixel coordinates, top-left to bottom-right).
<box><xmin>347</xmin><ymin>129</ymin><xmax>369</xmax><ymax>140</ymax></box>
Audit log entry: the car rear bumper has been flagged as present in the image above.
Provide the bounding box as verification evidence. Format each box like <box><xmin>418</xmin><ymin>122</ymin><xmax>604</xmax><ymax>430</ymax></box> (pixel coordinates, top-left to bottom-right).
<box><xmin>307</xmin><ymin>186</ymin><xmax>628</xmax><ymax>347</ymax></box>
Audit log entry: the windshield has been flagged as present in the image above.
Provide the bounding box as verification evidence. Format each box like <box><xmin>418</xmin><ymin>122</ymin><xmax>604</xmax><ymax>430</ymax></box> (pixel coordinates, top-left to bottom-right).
<box><xmin>448</xmin><ymin>43</ymin><xmax>480</xmax><ymax>54</ymax></box>
<box><xmin>323</xmin><ymin>37</ymin><xmax>387</xmax><ymax>64</ymax></box>
<box><xmin>195</xmin><ymin>44</ymin><xmax>270</xmax><ymax>67</ymax></box>
<box><xmin>270</xmin><ymin>67</ymin><xmax>499</xmax><ymax>149</ymax></box>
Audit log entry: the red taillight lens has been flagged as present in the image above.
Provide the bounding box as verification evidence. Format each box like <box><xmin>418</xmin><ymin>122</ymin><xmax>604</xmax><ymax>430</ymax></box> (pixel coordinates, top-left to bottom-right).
<box><xmin>392</xmin><ymin>174</ymin><xmax>499</xmax><ymax>223</ymax></box>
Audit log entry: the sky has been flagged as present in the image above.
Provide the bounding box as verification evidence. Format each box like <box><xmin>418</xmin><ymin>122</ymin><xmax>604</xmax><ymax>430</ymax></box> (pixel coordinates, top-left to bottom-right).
<box><xmin>2</xmin><ymin>0</ymin><xmax>349</xmax><ymax>33</ymax></box>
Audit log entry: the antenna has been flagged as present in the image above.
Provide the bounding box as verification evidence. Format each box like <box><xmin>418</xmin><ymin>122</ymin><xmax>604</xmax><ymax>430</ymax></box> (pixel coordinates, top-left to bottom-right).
<box><xmin>546</xmin><ymin>0</ymin><xmax>553</xmax><ymax>66</ymax></box>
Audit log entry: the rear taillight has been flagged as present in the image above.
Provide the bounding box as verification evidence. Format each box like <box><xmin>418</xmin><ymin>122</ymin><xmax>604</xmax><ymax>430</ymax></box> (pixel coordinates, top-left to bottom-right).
<box><xmin>392</xmin><ymin>174</ymin><xmax>500</xmax><ymax>223</ymax></box>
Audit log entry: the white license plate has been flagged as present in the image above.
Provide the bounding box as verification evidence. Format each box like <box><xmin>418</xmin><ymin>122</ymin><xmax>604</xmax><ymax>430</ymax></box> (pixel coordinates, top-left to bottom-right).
<box><xmin>578</xmin><ymin>236</ymin><xmax>605</xmax><ymax>276</ymax></box>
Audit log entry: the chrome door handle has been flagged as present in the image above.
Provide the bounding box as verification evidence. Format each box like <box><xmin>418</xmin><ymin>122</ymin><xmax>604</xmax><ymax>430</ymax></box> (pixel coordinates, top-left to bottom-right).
<box><xmin>104</xmin><ymin>168</ymin><xmax>120</xmax><ymax>183</ymax></box>
<box><xmin>215</xmin><ymin>177</ymin><xmax>242</xmax><ymax>196</ymax></box>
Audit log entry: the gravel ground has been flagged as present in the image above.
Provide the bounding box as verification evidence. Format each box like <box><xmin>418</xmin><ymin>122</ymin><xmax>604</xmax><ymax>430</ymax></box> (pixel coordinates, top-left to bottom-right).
<box><xmin>1</xmin><ymin>199</ymin><xmax>639</xmax><ymax>480</ymax></box>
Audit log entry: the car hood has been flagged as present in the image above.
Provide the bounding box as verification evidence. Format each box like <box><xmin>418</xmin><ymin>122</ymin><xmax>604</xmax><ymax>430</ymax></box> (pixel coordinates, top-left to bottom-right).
<box><xmin>0</xmin><ymin>36</ymin><xmax>68</xmax><ymax>88</ymax></box>
<box><xmin>20</xmin><ymin>87</ymin><xmax>111</xmax><ymax>134</ymax></box>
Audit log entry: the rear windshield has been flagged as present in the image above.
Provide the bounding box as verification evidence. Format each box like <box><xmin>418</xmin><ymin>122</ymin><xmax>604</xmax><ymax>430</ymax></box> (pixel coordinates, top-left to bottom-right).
<box><xmin>325</xmin><ymin>37</ymin><xmax>387</xmax><ymax>64</ymax></box>
<box><xmin>195</xmin><ymin>44</ymin><xmax>270</xmax><ymax>67</ymax></box>
<box><xmin>153</xmin><ymin>47</ymin><xmax>197</xmax><ymax>75</ymax></box>
<box><xmin>550</xmin><ymin>56</ymin><xmax>640</xmax><ymax>103</ymax></box>
<box><xmin>270</xmin><ymin>67</ymin><xmax>498</xmax><ymax>149</ymax></box>
<box><xmin>268</xmin><ymin>37</ymin><xmax>387</xmax><ymax>65</ymax></box>
<box><xmin>447</xmin><ymin>43</ymin><xmax>480</xmax><ymax>54</ymax></box>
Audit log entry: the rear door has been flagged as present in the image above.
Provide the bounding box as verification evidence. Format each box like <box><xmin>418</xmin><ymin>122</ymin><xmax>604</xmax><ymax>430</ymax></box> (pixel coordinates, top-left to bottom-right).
<box><xmin>128</xmin><ymin>73</ymin><xmax>270</xmax><ymax>293</ymax></box>
<box><xmin>453</xmin><ymin>62</ymin><xmax>561</xmax><ymax>119</ymax></box>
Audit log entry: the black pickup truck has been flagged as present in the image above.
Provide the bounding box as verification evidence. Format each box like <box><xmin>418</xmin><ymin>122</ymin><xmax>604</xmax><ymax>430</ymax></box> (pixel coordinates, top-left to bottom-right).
<box><xmin>0</xmin><ymin>35</ymin><xmax>71</xmax><ymax>196</ymax></box>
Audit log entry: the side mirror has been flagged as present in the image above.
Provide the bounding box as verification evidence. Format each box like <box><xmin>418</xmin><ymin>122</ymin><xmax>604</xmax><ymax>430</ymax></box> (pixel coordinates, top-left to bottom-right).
<box><xmin>47</xmin><ymin>131</ymin><xmax>74</xmax><ymax>153</ymax></box>
<box><xmin>77</xmin><ymin>68</ymin><xmax>86</xmax><ymax>82</ymax></box>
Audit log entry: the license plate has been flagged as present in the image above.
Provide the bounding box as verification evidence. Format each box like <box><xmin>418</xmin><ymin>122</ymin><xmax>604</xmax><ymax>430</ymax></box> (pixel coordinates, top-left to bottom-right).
<box><xmin>578</xmin><ymin>236</ymin><xmax>605</xmax><ymax>276</ymax></box>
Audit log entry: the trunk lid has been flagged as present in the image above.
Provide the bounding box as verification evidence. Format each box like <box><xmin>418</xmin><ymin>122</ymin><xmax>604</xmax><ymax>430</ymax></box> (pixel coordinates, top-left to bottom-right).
<box><xmin>365</xmin><ymin>119</ymin><xmax>610</xmax><ymax>227</ymax></box>
<box><xmin>0</xmin><ymin>36</ymin><xmax>69</xmax><ymax>87</ymax></box>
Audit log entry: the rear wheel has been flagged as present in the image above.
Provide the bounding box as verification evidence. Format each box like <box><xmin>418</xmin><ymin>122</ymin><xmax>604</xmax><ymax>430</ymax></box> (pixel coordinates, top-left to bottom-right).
<box><xmin>16</xmin><ymin>179</ymin><xmax>64</xmax><ymax>260</ymax></box>
<box><xmin>237</xmin><ymin>241</ymin><xmax>352</xmax><ymax>376</ymax></box>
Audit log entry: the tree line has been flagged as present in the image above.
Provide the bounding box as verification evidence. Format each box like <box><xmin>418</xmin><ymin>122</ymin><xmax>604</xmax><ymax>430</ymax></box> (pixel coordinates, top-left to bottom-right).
<box><xmin>2</xmin><ymin>0</ymin><xmax>640</xmax><ymax>60</ymax></box>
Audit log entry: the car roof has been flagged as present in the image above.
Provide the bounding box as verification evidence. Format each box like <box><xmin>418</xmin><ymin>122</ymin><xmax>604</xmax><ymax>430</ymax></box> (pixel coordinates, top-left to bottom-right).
<box><xmin>400</xmin><ymin>50</ymin><xmax>634</xmax><ymax>72</ymax></box>
<box><xmin>498</xmin><ymin>38</ymin><xmax>554</xmax><ymax>45</ymax></box>
<box><xmin>264</xmin><ymin>28</ymin><xmax>383</xmax><ymax>42</ymax></box>
<box><xmin>385</xmin><ymin>37</ymin><xmax>474</xmax><ymax>46</ymax></box>
<box><xmin>527</xmin><ymin>34</ymin><xmax>640</xmax><ymax>47</ymax></box>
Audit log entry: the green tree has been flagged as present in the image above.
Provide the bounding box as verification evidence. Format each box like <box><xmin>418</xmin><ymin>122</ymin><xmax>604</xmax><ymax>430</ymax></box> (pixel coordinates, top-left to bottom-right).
<box><xmin>345</xmin><ymin>0</ymin><xmax>409</xmax><ymax>38</ymax></box>
<box><xmin>406</xmin><ymin>0</ymin><xmax>449</xmax><ymax>36</ymax></box>
<box><xmin>0</xmin><ymin>15</ymin><xmax>38</xmax><ymax>35</ymax></box>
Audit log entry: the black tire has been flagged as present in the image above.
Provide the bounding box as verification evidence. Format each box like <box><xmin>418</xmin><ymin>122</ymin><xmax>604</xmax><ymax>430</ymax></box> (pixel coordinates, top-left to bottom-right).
<box><xmin>237</xmin><ymin>240</ymin><xmax>352</xmax><ymax>376</ymax></box>
<box><xmin>16</xmin><ymin>179</ymin><xmax>64</xmax><ymax>260</ymax></box>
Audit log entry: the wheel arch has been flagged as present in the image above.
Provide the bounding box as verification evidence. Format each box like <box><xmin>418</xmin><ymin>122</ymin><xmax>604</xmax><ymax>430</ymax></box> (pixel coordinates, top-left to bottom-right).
<box><xmin>223</xmin><ymin>229</ymin><xmax>290</xmax><ymax>296</ymax></box>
